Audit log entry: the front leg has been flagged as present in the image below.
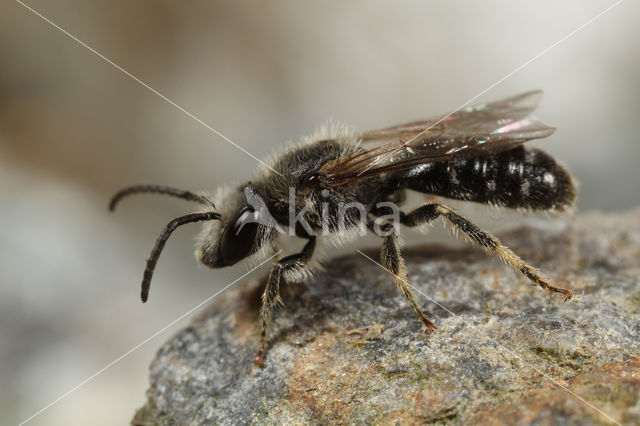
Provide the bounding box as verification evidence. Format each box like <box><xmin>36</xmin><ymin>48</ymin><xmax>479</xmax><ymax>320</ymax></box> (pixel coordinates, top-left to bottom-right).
<box><xmin>254</xmin><ymin>237</ymin><xmax>316</xmax><ymax>367</ymax></box>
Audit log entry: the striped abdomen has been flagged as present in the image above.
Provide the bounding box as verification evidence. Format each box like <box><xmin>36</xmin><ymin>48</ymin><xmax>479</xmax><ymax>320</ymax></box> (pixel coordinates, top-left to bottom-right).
<box><xmin>395</xmin><ymin>146</ymin><xmax>577</xmax><ymax>212</ymax></box>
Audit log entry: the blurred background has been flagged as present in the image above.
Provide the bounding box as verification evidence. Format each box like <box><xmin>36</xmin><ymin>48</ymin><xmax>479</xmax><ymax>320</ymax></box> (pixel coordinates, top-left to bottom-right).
<box><xmin>1</xmin><ymin>1</ymin><xmax>638</xmax><ymax>424</ymax></box>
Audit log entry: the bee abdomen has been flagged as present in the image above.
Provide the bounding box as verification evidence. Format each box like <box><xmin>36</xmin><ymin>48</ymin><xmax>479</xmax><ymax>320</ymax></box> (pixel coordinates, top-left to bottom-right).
<box><xmin>401</xmin><ymin>146</ymin><xmax>577</xmax><ymax>212</ymax></box>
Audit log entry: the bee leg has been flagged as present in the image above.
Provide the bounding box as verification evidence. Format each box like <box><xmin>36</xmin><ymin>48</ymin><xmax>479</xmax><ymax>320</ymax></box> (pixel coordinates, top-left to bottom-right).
<box><xmin>373</xmin><ymin>220</ymin><xmax>438</xmax><ymax>333</ymax></box>
<box><xmin>254</xmin><ymin>237</ymin><xmax>316</xmax><ymax>368</ymax></box>
<box><xmin>400</xmin><ymin>203</ymin><xmax>572</xmax><ymax>301</ymax></box>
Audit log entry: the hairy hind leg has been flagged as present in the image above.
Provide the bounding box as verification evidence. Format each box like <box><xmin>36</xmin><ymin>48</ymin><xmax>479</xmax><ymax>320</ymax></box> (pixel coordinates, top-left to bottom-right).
<box><xmin>400</xmin><ymin>203</ymin><xmax>572</xmax><ymax>300</ymax></box>
<box><xmin>373</xmin><ymin>221</ymin><xmax>438</xmax><ymax>333</ymax></box>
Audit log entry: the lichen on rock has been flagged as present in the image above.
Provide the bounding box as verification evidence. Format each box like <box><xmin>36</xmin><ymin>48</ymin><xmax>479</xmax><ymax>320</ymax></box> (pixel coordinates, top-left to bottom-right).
<box><xmin>133</xmin><ymin>210</ymin><xmax>640</xmax><ymax>425</ymax></box>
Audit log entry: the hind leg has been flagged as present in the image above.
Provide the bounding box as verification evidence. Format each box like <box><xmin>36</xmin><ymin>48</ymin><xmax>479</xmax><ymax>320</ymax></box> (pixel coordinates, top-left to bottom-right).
<box><xmin>399</xmin><ymin>203</ymin><xmax>572</xmax><ymax>300</ymax></box>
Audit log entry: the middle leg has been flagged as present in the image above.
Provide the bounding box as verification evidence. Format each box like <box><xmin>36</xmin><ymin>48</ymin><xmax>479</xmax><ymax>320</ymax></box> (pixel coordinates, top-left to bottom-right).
<box><xmin>371</xmin><ymin>220</ymin><xmax>438</xmax><ymax>333</ymax></box>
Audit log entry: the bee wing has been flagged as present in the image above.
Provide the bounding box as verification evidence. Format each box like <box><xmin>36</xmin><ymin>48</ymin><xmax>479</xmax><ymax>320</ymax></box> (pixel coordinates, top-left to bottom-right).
<box><xmin>320</xmin><ymin>91</ymin><xmax>555</xmax><ymax>187</ymax></box>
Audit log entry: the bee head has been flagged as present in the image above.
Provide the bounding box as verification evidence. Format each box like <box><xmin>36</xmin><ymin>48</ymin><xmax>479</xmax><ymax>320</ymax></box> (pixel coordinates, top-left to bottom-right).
<box><xmin>197</xmin><ymin>183</ymin><xmax>278</xmax><ymax>268</ymax></box>
<box><xmin>110</xmin><ymin>183</ymin><xmax>278</xmax><ymax>303</ymax></box>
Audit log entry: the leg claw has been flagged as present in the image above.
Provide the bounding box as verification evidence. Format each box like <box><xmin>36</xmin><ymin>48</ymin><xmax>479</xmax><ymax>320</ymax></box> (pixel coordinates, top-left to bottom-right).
<box><xmin>253</xmin><ymin>352</ymin><xmax>266</xmax><ymax>368</ymax></box>
<box><xmin>423</xmin><ymin>322</ymin><xmax>438</xmax><ymax>334</ymax></box>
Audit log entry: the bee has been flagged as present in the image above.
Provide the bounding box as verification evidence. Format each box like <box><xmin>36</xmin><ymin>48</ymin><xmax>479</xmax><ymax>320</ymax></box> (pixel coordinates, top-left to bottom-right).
<box><xmin>110</xmin><ymin>91</ymin><xmax>576</xmax><ymax>367</ymax></box>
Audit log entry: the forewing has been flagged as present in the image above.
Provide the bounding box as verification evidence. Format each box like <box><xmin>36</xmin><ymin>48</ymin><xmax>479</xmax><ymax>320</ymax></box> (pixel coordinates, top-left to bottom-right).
<box><xmin>321</xmin><ymin>91</ymin><xmax>555</xmax><ymax>186</ymax></box>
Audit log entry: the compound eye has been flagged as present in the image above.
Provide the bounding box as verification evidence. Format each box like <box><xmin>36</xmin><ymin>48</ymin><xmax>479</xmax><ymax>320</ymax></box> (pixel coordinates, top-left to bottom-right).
<box><xmin>219</xmin><ymin>207</ymin><xmax>259</xmax><ymax>266</ymax></box>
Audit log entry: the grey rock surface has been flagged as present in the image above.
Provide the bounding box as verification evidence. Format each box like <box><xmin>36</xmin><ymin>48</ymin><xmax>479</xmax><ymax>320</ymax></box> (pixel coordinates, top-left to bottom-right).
<box><xmin>133</xmin><ymin>210</ymin><xmax>640</xmax><ymax>425</ymax></box>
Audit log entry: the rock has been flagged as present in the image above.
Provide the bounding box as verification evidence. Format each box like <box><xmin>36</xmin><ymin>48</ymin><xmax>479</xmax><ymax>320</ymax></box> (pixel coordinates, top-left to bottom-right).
<box><xmin>133</xmin><ymin>210</ymin><xmax>640</xmax><ymax>425</ymax></box>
